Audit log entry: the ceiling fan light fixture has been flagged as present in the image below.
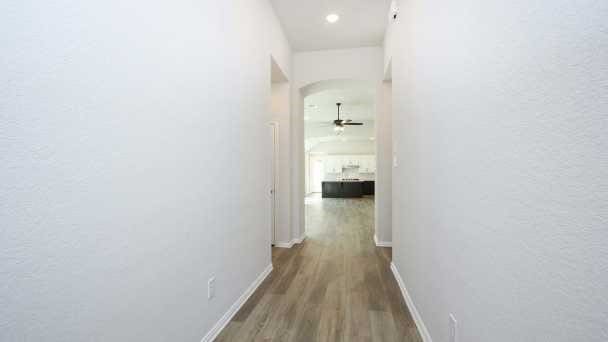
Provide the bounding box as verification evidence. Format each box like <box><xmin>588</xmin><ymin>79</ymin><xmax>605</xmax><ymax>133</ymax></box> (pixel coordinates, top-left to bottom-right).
<box><xmin>331</xmin><ymin>102</ymin><xmax>362</xmax><ymax>135</ymax></box>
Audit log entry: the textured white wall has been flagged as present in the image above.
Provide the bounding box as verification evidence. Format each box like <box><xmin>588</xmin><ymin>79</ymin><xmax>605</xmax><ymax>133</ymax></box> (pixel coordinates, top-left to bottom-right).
<box><xmin>387</xmin><ymin>0</ymin><xmax>608</xmax><ymax>341</ymax></box>
<box><xmin>0</xmin><ymin>0</ymin><xmax>290</xmax><ymax>341</ymax></box>
<box><xmin>375</xmin><ymin>82</ymin><xmax>393</xmax><ymax>244</ymax></box>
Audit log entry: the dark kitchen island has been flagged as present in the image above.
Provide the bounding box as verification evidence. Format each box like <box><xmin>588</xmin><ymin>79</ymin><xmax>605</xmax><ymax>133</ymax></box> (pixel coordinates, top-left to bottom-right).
<box><xmin>322</xmin><ymin>180</ymin><xmax>374</xmax><ymax>198</ymax></box>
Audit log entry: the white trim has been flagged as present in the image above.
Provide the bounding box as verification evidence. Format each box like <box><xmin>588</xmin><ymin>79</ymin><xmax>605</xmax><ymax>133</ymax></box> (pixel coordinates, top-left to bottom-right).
<box><xmin>269</xmin><ymin>121</ymin><xmax>279</xmax><ymax>245</ymax></box>
<box><xmin>273</xmin><ymin>234</ymin><xmax>306</xmax><ymax>249</ymax></box>
<box><xmin>200</xmin><ymin>264</ymin><xmax>273</xmax><ymax>342</ymax></box>
<box><xmin>293</xmin><ymin>233</ymin><xmax>306</xmax><ymax>244</ymax></box>
<box><xmin>374</xmin><ymin>234</ymin><xmax>392</xmax><ymax>247</ymax></box>
<box><xmin>390</xmin><ymin>262</ymin><xmax>433</xmax><ymax>342</ymax></box>
<box><xmin>274</xmin><ymin>241</ymin><xmax>294</xmax><ymax>248</ymax></box>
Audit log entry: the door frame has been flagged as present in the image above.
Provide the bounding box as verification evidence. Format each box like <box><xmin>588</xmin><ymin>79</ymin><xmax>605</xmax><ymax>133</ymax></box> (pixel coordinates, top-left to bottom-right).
<box><xmin>269</xmin><ymin>121</ymin><xmax>279</xmax><ymax>245</ymax></box>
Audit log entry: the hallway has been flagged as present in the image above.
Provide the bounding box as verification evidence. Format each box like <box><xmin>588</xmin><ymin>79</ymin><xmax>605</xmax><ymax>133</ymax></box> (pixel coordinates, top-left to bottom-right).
<box><xmin>216</xmin><ymin>195</ymin><xmax>422</xmax><ymax>341</ymax></box>
<box><xmin>3</xmin><ymin>1</ymin><xmax>607</xmax><ymax>341</ymax></box>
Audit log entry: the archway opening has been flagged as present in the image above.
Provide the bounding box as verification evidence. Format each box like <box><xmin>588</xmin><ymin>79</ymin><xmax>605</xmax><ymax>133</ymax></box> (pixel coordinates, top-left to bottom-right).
<box><xmin>300</xmin><ymin>79</ymin><xmax>377</xmax><ymax>239</ymax></box>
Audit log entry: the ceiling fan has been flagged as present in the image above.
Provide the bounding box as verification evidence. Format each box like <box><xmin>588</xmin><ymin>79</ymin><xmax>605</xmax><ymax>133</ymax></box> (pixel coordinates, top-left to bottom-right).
<box><xmin>332</xmin><ymin>102</ymin><xmax>363</xmax><ymax>133</ymax></box>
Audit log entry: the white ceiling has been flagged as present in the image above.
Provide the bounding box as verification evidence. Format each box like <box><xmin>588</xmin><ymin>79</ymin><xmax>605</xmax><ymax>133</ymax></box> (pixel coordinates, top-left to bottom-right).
<box><xmin>304</xmin><ymin>86</ymin><xmax>375</xmax><ymax>152</ymax></box>
<box><xmin>304</xmin><ymin>87</ymin><xmax>375</xmax><ymax>123</ymax></box>
<box><xmin>270</xmin><ymin>0</ymin><xmax>392</xmax><ymax>51</ymax></box>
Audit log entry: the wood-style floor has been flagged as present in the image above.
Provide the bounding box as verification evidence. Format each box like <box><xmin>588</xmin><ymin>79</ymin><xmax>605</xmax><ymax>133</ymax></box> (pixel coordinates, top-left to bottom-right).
<box><xmin>215</xmin><ymin>194</ymin><xmax>422</xmax><ymax>341</ymax></box>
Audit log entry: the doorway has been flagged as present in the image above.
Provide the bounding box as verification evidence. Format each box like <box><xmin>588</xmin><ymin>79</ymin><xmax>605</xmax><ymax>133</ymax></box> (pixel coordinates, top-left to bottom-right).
<box><xmin>269</xmin><ymin>55</ymin><xmax>290</xmax><ymax>247</ymax></box>
<box><xmin>269</xmin><ymin>122</ymin><xmax>278</xmax><ymax>245</ymax></box>
<box><xmin>301</xmin><ymin>80</ymin><xmax>377</xmax><ymax>237</ymax></box>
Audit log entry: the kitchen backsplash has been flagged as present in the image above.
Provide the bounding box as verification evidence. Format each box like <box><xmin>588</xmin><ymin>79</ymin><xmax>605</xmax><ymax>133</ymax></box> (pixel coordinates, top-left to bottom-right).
<box><xmin>324</xmin><ymin>166</ymin><xmax>375</xmax><ymax>181</ymax></box>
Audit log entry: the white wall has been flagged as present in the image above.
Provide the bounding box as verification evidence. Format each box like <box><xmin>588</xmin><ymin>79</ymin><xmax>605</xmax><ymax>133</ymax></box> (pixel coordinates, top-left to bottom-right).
<box><xmin>0</xmin><ymin>1</ymin><xmax>290</xmax><ymax>341</ymax></box>
<box><xmin>305</xmin><ymin>152</ymin><xmax>311</xmax><ymax>194</ymax></box>
<box><xmin>309</xmin><ymin>140</ymin><xmax>376</xmax><ymax>155</ymax></box>
<box><xmin>293</xmin><ymin>47</ymin><xmax>384</xmax><ymax>90</ymax></box>
<box><xmin>292</xmin><ymin>47</ymin><xmax>384</xmax><ymax>239</ymax></box>
<box><xmin>375</xmin><ymin>81</ymin><xmax>393</xmax><ymax>244</ymax></box>
<box><xmin>387</xmin><ymin>0</ymin><xmax>608</xmax><ymax>341</ymax></box>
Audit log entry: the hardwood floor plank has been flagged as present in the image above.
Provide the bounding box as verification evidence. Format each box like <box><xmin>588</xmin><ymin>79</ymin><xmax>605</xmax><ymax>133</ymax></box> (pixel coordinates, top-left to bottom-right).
<box><xmin>271</xmin><ymin>253</ymin><xmax>303</xmax><ymax>295</ymax></box>
<box><xmin>214</xmin><ymin>322</ymin><xmax>243</xmax><ymax>342</ymax></box>
<box><xmin>369</xmin><ymin>310</ymin><xmax>399</xmax><ymax>342</ymax></box>
<box><xmin>213</xmin><ymin>195</ymin><xmax>422</xmax><ymax>341</ymax></box>
<box><xmin>232</xmin><ymin>294</ymin><xmax>282</xmax><ymax>341</ymax></box>
<box><xmin>317</xmin><ymin>308</ymin><xmax>345</xmax><ymax>342</ymax></box>
<box><xmin>232</xmin><ymin>274</ymin><xmax>275</xmax><ymax>322</ymax></box>
<box><xmin>291</xmin><ymin>304</ymin><xmax>322</xmax><ymax>342</ymax></box>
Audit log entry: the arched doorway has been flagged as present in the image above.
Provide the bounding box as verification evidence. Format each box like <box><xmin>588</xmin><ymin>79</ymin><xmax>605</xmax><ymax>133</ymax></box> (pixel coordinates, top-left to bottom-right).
<box><xmin>299</xmin><ymin>79</ymin><xmax>377</xmax><ymax>237</ymax></box>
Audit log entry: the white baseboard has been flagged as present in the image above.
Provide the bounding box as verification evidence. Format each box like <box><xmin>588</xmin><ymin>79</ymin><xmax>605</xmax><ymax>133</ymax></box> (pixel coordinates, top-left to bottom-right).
<box><xmin>274</xmin><ymin>241</ymin><xmax>294</xmax><ymax>248</ymax></box>
<box><xmin>274</xmin><ymin>234</ymin><xmax>306</xmax><ymax>249</ymax></box>
<box><xmin>200</xmin><ymin>264</ymin><xmax>273</xmax><ymax>342</ymax></box>
<box><xmin>390</xmin><ymin>262</ymin><xmax>433</xmax><ymax>342</ymax></box>
<box><xmin>293</xmin><ymin>233</ymin><xmax>306</xmax><ymax>244</ymax></box>
<box><xmin>374</xmin><ymin>234</ymin><xmax>392</xmax><ymax>247</ymax></box>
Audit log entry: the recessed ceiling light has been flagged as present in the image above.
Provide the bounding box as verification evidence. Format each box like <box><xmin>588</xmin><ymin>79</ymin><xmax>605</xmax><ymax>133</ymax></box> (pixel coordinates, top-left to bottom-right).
<box><xmin>326</xmin><ymin>14</ymin><xmax>339</xmax><ymax>23</ymax></box>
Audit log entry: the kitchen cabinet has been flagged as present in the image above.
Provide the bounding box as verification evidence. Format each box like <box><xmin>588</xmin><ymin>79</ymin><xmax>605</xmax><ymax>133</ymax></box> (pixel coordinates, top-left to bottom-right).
<box><xmin>359</xmin><ymin>156</ymin><xmax>376</xmax><ymax>173</ymax></box>
<box><xmin>325</xmin><ymin>156</ymin><xmax>343</xmax><ymax>173</ymax></box>
<box><xmin>343</xmin><ymin>156</ymin><xmax>359</xmax><ymax>167</ymax></box>
<box><xmin>322</xmin><ymin>181</ymin><xmax>364</xmax><ymax>198</ymax></box>
<box><xmin>321</xmin><ymin>155</ymin><xmax>376</xmax><ymax>174</ymax></box>
<box><xmin>362</xmin><ymin>181</ymin><xmax>375</xmax><ymax>195</ymax></box>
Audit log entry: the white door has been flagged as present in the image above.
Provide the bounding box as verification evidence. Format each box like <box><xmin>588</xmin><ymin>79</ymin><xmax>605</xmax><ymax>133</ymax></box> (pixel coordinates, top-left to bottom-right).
<box><xmin>269</xmin><ymin>122</ymin><xmax>279</xmax><ymax>245</ymax></box>
<box><xmin>311</xmin><ymin>158</ymin><xmax>324</xmax><ymax>192</ymax></box>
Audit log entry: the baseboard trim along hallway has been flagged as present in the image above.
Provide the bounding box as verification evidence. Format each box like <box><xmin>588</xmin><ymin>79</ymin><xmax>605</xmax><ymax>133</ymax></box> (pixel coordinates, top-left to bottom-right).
<box><xmin>273</xmin><ymin>241</ymin><xmax>293</xmax><ymax>248</ymax></box>
<box><xmin>390</xmin><ymin>262</ymin><xmax>433</xmax><ymax>342</ymax></box>
<box><xmin>374</xmin><ymin>234</ymin><xmax>393</xmax><ymax>247</ymax></box>
<box><xmin>273</xmin><ymin>234</ymin><xmax>306</xmax><ymax>249</ymax></box>
<box><xmin>292</xmin><ymin>234</ymin><xmax>306</xmax><ymax>244</ymax></box>
<box><xmin>200</xmin><ymin>264</ymin><xmax>273</xmax><ymax>342</ymax></box>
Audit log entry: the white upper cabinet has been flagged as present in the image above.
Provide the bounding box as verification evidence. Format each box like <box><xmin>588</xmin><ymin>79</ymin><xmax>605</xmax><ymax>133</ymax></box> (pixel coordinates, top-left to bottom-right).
<box><xmin>368</xmin><ymin>156</ymin><xmax>376</xmax><ymax>173</ymax></box>
<box><xmin>359</xmin><ymin>155</ymin><xmax>376</xmax><ymax>173</ymax></box>
<box><xmin>321</xmin><ymin>155</ymin><xmax>376</xmax><ymax>174</ymax></box>
<box><xmin>324</xmin><ymin>156</ymin><xmax>343</xmax><ymax>173</ymax></box>
<box><xmin>343</xmin><ymin>156</ymin><xmax>358</xmax><ymax>167</ymax></box>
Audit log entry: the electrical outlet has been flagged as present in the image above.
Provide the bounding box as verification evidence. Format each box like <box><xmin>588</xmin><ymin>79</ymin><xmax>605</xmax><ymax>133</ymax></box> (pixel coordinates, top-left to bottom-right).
<box><xmin>449</xmin><ymin>314</ymin><xmax>458</xmax><ymax>342</ymax></box>
<box><xmin>208</xmin><ymin>277</ymin><xmax>216</xmax><ymax>300</ymax></box>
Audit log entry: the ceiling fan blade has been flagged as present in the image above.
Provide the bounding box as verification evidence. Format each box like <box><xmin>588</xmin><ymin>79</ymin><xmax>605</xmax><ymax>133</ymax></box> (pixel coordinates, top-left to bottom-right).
<box><xmin>343</xmin><ymin>122</ymin><xmax>363</xmax><ymax>125</ymax></box>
